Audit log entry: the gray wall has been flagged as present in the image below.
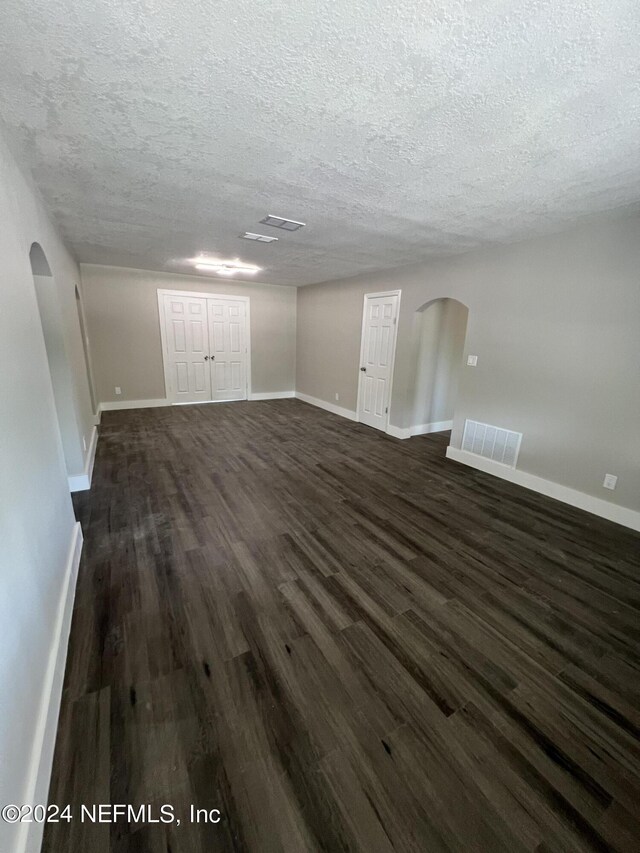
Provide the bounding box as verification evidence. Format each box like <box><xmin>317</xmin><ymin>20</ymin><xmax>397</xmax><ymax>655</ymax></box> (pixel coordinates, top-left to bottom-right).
<box><xmin>297</xmin><ymin>213</ymin><xmax>640</xmax><ymax>514</ymax></box>
<box><xmin>81</xmin><ymin>265</ymin><xmax>297</xmax><ymax>403</ymax></box>
<box><xmin>409</xmin><ymin>298</ymin><xmax>468</xmax><ymax>428</ymax></box>
<box><xmin>32</xmin><ymin>273</ymin><xmax>86</xmax><ymax>474</ymax></box>
<box><xmin>0</xmin><ymin>130</ymin><xmax>92</xmax><ymax>853</ymax></box>
<box><xmin>31</xmin><ymin>257</ymin><xmax>95</xmax><ymax>477</ymax></box>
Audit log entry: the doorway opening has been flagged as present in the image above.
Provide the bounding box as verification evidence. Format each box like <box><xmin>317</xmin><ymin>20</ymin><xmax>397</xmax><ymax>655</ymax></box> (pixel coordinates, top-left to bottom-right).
<box><xmin>30</xmin><ymin>243</ymin><xmax>85</xmax><ymax>481</ymax></box>
<box><xmin>408</xmin><ymin>297</ymin><xmax>468</xmax><ymax>436</ymax></box>
<box><xmin>74</xmin><ymin>285</ymin><xmax>96</xmax><ymax>414</ymax></box>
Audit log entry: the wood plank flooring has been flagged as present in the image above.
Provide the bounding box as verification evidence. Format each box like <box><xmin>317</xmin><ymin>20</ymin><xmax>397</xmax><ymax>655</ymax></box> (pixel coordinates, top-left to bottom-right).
<box><xmin>44</xmin><ymin>399</ymin><xmax>640</xmax><ymax>852</ymax></box>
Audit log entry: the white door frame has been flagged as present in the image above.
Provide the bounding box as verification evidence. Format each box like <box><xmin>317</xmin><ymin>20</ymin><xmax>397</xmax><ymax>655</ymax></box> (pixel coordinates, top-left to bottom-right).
<box><xmin>157</xmin><ymin>288</ymin><xmax>252</xmax><ymax>403</ymax></box>
<box><xmin>356</xmin><ymin>290</ymin><xmax>401</xmax><ymax>433</ymax></box>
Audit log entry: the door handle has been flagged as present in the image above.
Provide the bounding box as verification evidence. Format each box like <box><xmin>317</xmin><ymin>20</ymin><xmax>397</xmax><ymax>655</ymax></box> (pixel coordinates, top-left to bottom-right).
<box><xmin>204</xmin><ymin>355</ymin><xmax>209</xmax><ymax>360</ymax></box>
<box><xmin>360</xmin><ymin>367</ymin><xmax>366</xmax><ymax>372</ymax></box>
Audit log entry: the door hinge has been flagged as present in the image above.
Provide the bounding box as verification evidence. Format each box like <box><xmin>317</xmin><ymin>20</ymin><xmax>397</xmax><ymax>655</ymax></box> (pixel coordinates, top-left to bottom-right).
<box><xmin>385</xmin><ymin>407</ymin><xmax>388</xmax><ymax>413</ymax></box>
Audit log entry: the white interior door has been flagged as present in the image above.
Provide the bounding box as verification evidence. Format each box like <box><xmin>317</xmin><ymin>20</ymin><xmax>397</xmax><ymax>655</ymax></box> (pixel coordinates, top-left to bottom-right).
<box><xmin>357</xmin><ymin>292</ymin><xmax>400</xmax><ymax>431</ymax></box>
<box><xmin>162</xmin><ymin>294</ymin><xmax>211</xmax><ymax>403</ymax></box>
<box><xmin>207</xmin><ymin>299</ymin><xmax>248</xmax><ymax>401</ymax></box>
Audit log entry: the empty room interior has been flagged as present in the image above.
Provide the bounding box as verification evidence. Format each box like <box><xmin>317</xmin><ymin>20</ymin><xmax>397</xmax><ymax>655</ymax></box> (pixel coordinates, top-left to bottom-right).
<box><xmin>1</xmin><ymin>2</ymin><xmax>640</xmax><ymax>851</ymax></box>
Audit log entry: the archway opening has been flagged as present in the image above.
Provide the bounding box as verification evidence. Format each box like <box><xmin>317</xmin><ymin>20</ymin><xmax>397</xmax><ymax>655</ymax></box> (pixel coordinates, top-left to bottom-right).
<box><xmin>74</xmin><ymin>285</ymin><xmax>96</xmax><ymax>413</ymax></box>
<box><xmin>409</xmin><ymin>297</ymin><xmax>469</xmax><ymax>435</ymax></box>
<box><xmin>30</xmin><ymin>243</ymin><xmax>84</xmax><ymax>482</ymax></box>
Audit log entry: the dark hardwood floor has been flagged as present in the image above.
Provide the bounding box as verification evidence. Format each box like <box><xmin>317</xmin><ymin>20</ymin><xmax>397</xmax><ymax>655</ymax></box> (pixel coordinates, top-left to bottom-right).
<box><xmin>44</xmin><ymin>399</ymin><xmax>640</xmax><ymax>852</ymax></box>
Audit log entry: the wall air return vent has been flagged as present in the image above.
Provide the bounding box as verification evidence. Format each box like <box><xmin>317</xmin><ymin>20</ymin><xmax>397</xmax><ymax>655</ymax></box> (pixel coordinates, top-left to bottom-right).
<box><xmin>462</xmin><ymin>420</ymin><xmax>522</xmax><ymax>468</ymax></box>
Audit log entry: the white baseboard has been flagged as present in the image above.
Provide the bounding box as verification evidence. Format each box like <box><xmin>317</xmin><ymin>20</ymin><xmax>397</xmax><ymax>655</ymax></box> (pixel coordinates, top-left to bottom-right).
<box><xmin>387</xmin><ymin>419</ymin><xmax>453</xmax><ymax>440</ymax></box>
<box><xmin>92</xmin><ymin>411</ymin><xmax>101</xmax><ymax>426</ymax></box>
<box><xmin>68</xmin><ymin>424</ymin><xmax>98</xmax><ymax>492</ymax></box>
<box><xmin>100</xmin><ymin>394</ymin><xmax>294</xmax><ymax>410</ymax></box>
<box><xmin>98</xmin><ymin>398</ymin><xmax>168</xmax><ymax>412</ymax></box>
<box><xmin>249</xmin><ymin>391</ymin><xmax>295</xmax><ymax>401</ymax></box>
<box><xmin>295</xmin><ymin>392</ymin><xmax>358</xmax><ymax>422</ymax></box>
<box><xmin>386</xmin><ymin>424</ymin><xmax>410</xmax><ymax>439</ymax></box>
<box><xmin>446</xmin><ymin>446</ymin><xmax>640</xmax><ymax>533</ymax></box>
<box><xmin>18</xmin><ymin>522</ymin><xmax>83</xmax><ymax>853</ymax></box>
<box><xmin>411</xmin><ymin>419</ymin><xmax>453</xmax><ymax>436</ymax></box>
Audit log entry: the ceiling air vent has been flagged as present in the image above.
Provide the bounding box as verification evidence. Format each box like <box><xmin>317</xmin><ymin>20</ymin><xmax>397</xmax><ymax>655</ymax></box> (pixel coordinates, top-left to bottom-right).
<box><xmin>240</xmin><ymin>232</ymin><xmax>278</xmax><ymax>243</ymax></box>
<box><xmin>462</xmin><ymin>420</ymin><xmax>522</xmax><ymax>468</ymax></box>
<box><xmin>260</xmin><ymin>214</ymin><xmax>306</xmax><ymax>231</ymax></box>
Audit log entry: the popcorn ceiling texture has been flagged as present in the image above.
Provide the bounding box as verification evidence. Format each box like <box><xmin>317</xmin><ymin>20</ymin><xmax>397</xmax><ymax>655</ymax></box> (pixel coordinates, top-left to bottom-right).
<box><xmin>0</xmin><ymin>0</ymin><xmax>639</xmax><ymax>285</ymax></box>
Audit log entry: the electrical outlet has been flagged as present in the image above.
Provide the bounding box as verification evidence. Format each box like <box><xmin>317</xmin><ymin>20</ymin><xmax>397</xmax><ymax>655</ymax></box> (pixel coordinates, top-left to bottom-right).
<box><xmin>603</xmin><ymin>473</ymin><xmax>617</xmax><ymax>490</ymax></box>
<box><xmin>335</xmin><ymin>393</ymin><xmax>339</xmax><ymax>401</ymax></box>
<box><xmin>115</xmin><ymin>386</ymin><xmax>121</xmax><ymax>395</ymax></box>
<box><xmin>466</xmin><ymin>355</ymin><xmax>478</xmax><ymax>367</ymax></box>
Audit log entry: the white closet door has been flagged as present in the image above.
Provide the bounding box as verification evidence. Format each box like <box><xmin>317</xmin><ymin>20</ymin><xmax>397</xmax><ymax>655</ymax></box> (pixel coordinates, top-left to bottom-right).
<box><xmin>207</xmin><ymin>299</ymin><xmax>248</xmax><ymax>401</ymax></box>
<box><xmin>162</xmin><ymin>294</ymin><xmax>211</xmax><ymax>403</ymax></box>
<box><xmin>357</xmin><ymin>293</ymin><xmax>399</xmax><ymax>431</ymax></box>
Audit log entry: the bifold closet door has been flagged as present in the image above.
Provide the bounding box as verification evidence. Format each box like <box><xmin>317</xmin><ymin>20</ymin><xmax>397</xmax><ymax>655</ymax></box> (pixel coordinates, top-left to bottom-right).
<box><xmin>208</xmin><ymin>299</ymin><xmax>248</xmax><ymax>401</ymax></box>
<box><xmin>162</xmin><ymin>294</ymin><xmax>211</xmax><ymax>403</ymax></box>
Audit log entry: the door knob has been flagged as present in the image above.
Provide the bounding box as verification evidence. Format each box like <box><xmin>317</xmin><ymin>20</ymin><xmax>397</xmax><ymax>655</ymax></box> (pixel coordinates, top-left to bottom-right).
<box><xmin>360</xmin><ymin>367</ymin><xmax>366</xmax><ymax>372</ymax></box>
<box><xmin>204</xmin><ymin>355</ymin><xmax>209</xmax><ymax>360</ymax></box>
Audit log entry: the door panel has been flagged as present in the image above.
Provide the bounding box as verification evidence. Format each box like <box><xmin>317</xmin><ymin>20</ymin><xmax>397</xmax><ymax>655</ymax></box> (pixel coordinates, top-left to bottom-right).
<box><xmin>357</xmin><ymin>293</ymin><xmax>399</xmax><ymax>431</ymax></box>
<box><xmin>191</xmin><ymin>319</ymin><xmax>204</xmax><ymax>352</ymax></box>
<box><xmin>193</xmin><ymin>360</ymin><xmax>207</xmax><ymax>392</ymax></box>
<box><xmin>163</xmin><ymin>295</ymin><xmax>211</xmax><ymax>403</ymax></box>
<box><xmin>207</xmin><ymin>299</ymin><xmax>247</xmax><ymax>401</ymax></box>
<box><xmin>172</xmin><ymin>319</ymin><xmax>186</xmax><ymax>352</ymax></box>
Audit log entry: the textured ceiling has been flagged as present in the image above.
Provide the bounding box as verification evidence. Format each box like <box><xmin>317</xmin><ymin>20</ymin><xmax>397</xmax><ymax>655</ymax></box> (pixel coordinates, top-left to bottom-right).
<box><xmin>1</xmin><ymin>0</ymin><xmax>640</xmax><ymax>286</ymax></box>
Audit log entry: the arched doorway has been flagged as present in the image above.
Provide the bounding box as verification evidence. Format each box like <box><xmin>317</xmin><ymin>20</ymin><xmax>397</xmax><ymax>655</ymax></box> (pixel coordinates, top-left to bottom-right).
<box><xmin>30</xmin><ymin>243</ymin><xmax>85</xmax><ymax>480</ymax></box>
<box><xmin>74</xmin><ymin>284</ymin><xmax>96</xmax><ymax>414</ymax></box>
<box><xmin>408</xmin><ymin>297</ymin><xmax>469</xmax><ymax>435</ymax></box>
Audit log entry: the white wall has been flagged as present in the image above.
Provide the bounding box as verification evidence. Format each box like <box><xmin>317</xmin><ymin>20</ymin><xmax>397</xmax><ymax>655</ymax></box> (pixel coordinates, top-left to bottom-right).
<box><xmin>81</xmin><ymin>265</ymin><xmax>297</xmax><ymax>404</ymax></box>
<box><xmin>0</xmin><ymin>129</ymin><xmax>90</xmax><ymax>853</ymax></box>
<box><xmin>297</xmin><ymin>213</ymin><xmax>640</xmax><ymax>518</ymax></box>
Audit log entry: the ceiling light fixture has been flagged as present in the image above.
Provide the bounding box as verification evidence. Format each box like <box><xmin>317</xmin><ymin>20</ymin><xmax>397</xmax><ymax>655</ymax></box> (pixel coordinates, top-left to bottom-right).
<box><xmin>193</xmin><ymin>258</ymin><xmax>261</xmax><ymax>276</ymax></box>
<box><xmin>241</xmin><ymin>232</ymin><xmax>279</xmax><ymax>243</ymax></box>
<box><xmin>260</xmin><ymin>214</ymin><xmax>306</xmax><ymax>231</ymax></box>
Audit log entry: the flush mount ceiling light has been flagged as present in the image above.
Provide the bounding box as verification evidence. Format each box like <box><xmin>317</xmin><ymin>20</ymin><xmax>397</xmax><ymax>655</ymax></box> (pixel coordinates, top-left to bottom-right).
<box><xmin>193</xmin><ymin>257</ymin><xmax>261</xmax><ymax>276</ymax></box>
<box><xmin>260</xmin><ymin>214</ymin><xmax>306</xmax><ymax>231</ymax></box>
<box><xmin>240</xmin><ymin>232</ymin><xmax>279</xmax><ymax>243</ymax></box>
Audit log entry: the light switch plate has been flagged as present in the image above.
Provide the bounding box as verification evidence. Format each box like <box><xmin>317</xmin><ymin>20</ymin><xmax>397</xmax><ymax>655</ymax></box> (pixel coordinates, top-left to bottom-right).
<box><xmin>466</xmin><ymin>355</ymin><xmax>478</xmax><ymax>366</ymax></box>
<box><xmin>603</xmin><ymin>473</ymin><xmax>617</xmax><ymax>490</ymax></box>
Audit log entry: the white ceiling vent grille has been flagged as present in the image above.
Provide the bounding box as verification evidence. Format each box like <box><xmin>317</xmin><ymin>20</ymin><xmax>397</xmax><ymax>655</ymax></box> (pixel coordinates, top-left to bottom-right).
<box><xmin>240</xmin><ymin>232</ymin><xmax>278</xmax><ymax>242</ymax></box>
<box><xmin>462</xmin><ymin>420</ymin><xmax>522</xmax><ymax>468</ymax></box>
<box><xmin>260</xmin><ymin>214</ymin><xmax>306</xmax><ymax>231</ymax></box>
